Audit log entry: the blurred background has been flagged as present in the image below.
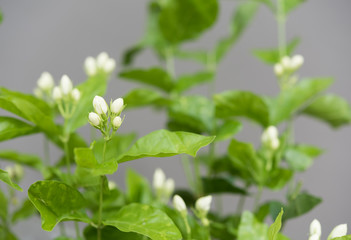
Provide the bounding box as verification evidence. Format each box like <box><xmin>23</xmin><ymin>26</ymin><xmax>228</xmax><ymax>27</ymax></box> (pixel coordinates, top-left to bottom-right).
<box><xmin>0</xmin><ymin>0</ymin><xmax>350</xmax><ymax>239</ymax></box>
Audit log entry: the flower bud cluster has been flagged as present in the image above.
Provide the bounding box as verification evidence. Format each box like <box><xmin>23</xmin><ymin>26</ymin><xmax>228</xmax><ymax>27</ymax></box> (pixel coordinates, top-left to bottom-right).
<box><xmin>308</xmin><ymin>219</ymin><xmax>347</xmax><ymax>240</ymax></box>
<box><xmin>88</xmin><ymin>95</ymin><xmax>125</xmax><ymax>139</ymax></box>
<box><xmin>84</xmin><ymin>52</ymin><xmax>116</xmax><ymax>76</ymax></box>
<box><xmin>274</xmin><ymin>55</ymin><xmax>304</xmax><ymax>89</ymax></box>
<box><xmin>153</xmin><ymin>168</ymin><xmax>175</xmax><ymax>203</ymax></box>
<box><xmin>261</xmin><ymin>126</ymin><xmax>280</xmax><ymax>150</ymax></box>
<box><xmin>195</xmin><ymin>195</ymin><xmax>212</xmax><ymax>226</ymax></box>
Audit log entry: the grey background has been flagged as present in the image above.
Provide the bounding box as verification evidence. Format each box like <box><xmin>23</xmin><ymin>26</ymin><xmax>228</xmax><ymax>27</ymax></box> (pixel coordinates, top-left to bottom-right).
<box><xmin>0</xmin><ymin>0</ymin><xmax>350</xmax><ymax>239</ymax></box>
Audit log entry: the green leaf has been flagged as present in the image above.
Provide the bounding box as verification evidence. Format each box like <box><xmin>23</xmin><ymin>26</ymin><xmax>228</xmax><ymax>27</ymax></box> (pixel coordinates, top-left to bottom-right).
<box><xmin>268</xmin><ymin>209</ymin><xmax>283</xmax><ymax>240</ymax></box>
<box><xmin>121</xmin><ymin>45</ymin><xmax>144</xmax><ymax>67</ymax></box>
<box><xmin>173</xmin><ymin>48</ymin><xmax>208</xmax><ymax>65</ymax></box>
<box><xmin>104</xmin><ymin>203</ymin><xmax>182</xmax><ymax>240</ymax></box>
<box><xmin>12</xmin><ymin>199</ymin><xmax>37</xmax><ymax>223</ymax></box>
<box><xmin>0</xmin><ymin>9</ymin><xmax>3</xmax><ymax>24</ymax></box>
<box><xmin>119</xmin><ymin>68</ymin><xmax>174</xmax><ymax>92</ymax></box>
<box><xmin>84</xmin><ymin>225</ymin><xmax>146</xmax><ymax>240</ymax></box>
<box><xmin>228</xmin><ymin>139</ymin><xmax>264</xmax><ymax>184</ymax></box>
<box><xmin>283</xmin><ymin>0</ymin><xmax>306</xmax><ymax>15</ymax></box>
<box><xmin>0</xmin><ymin>116</ymin><xmax>39</xmax><ymax>142</ymax></box>
<box><xmin>237</xmin><ymin>211</ymin><xmax>268</xmax><ymax>240</ymax></box>
<box><xmin>284</xmin><ymin>192</ymin><xmax>322</xmax><ymax>221</ymax></box>
<box><xmin>215</xmin><ymin>119</ymin><xmax>242</xmax><ymax>142</ymax></box>
<box><xmin>0</xmin><ymin>150</ymin><xmax>43</xmax><ymax>170</ymax></box>
<box><xmin>285</xmin><ymin>145</ymin><xmax>323</xmax><ymax>171</ymax></box>
<box><xmin>0</xmin><ymin>169</ymin><xmax>22</xmax><ymax>191</ymax></box>
<box><xmin>126</xmin><ymin>169</ymin><xmax>153</xmax><ymax>204</ymax></box>
<box><xmin>215</xmin><ymin>2</ymin><xmax>259</xmax><ymax>62</ymax></box>
<box><xmin>65</xmin><ymin>73</ymin><xmax>108</xmax><ymax>133</ymax></box>
<box><xmin>0</xmin><ymin>226</ymin><xmax>18</xmax><ymax>240</ymax></box>
<box><xmin>159</xmin><ymin>0</ymin><xmax>218</xmax><ymax>44</ymax></box>
<box><xmin>331</xmin><ymin>236</ymin><xmax>351</xmax><ymax>240</ymax></box>
<box><xmin>253</xmin><ymin>38</ymin><xmax>300</xmax><ymax>64</ymax></box>
<box><xmin>175</xmin><ymin>71</ymin><xmax>214</xmax><ymax>93</ymax></box>
<box><xmin>118</xmin><ymin>129</ymin><xmax>215</xmax><ymax>163</ymax></box>
<box><xmin>0</xmin><ymin>88</ymin><xmax>58</xmax><ymax>136</ymax></box>
<box><xmin>202</xmin><ymin>176</ymin><xmax>247</xmax><ymax>195</ymax></box>
<box><xmin>268</xmin><ymin>78</ymin><xmax>334</xmax><ymax>125</ymax></box>
<box><xmin>0</xmin><ymin>188</ymin><xmax>8</xmax><ymax>221</ymax></box>
<box><xmin>214</xmin><ymin>91</ymin><xmax>270</xmax><ymax>127</ymax></box>
<box><xmin>28</xmin><ymin>180</ymin><xmax>89</xmax><ymax>231</ymax></box>
<box><xmin>302</xmin><ymin>94</ymin><xmax>351</xmax><ymax>128</ymax></box>
<box><xmin>123</xmin><ymin>88</ymin><xmax>169</xmax><ymax>109</ymax></box>
<box><xmin>265</xmin><ymin>168</ymin><xmax>293</xmax><ymax>190</ymax></box>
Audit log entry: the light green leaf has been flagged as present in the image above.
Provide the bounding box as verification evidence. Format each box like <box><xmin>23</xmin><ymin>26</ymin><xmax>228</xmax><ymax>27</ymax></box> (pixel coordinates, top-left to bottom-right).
<box><xmin>0</xmin><ymin>9</ymin><xmax>3</xmax><ymax>24</ymax></box>
<box><xmin>265</xmin><ymin>169</ymin><xmax>293</xmax><ymax>190</ymax></box>
<box><xmin>283</xmin><ymin>0</ymin><xmax>306</xmax><ymax>15</ymax></box>
<box><xmin>123</xmin><ymin>88</ymin><xmax>169</xmax><ymax>109</ymax></box>
<box><xmin>0</xmin><ymin>226</ymin><xmax>18</xmax><ymax>240</ymax></box>
<box><xmin>65</xmin><ymin>73</ymin><xmax>108</xmax><ymax>133</ymax></box>
<box><xmin>268</xmin><ymin>78</ymin><xmax>334</xmax><ymax>125</ymax></box>
<box><xmin>302</xmin><ymin>94</ymin><xmax>351</xmax><ymax>128</ymax></box>
<box><xmin>0</xmin><ymin>169</ymin><xmax>22</xmax><ymax>191</ymax></box>
<box><xmin>175</xmin><ymin>71</ymin><xmax>214</xmax><ymax>93</ymax></box>
<box><xmin>268</xmin><ymin>209</ymin><xmax>283</xmax><ymax>240</ymax></box>
<box><xmin>119</xmin><ymin>68</ymin><xmax>174</xmax><ymax>92</ymax></box>
<box><xmin>253</xmin><ymin>38</ymin><xmax>300</xmax><ymax>64</ymax></box>
<box><xmin>159</xmin><ymin>0</ymin><xmax>218</xmax><ymax>44</ymax></box>
<box><xmin>202</xmin><ymin>176</ymin><xmax>247</xmax><ymax>195</ymax></box>
<box><xmin>238</xmin><ymin>211</ymin><xmax>267</xmax><ymax>240</ymax></box>
<box><xmin>118</xmin><ymin>129</ymin><xmax>215</xmax><ymax>163</ymax></box>
<box><xmin>215</xmin><ymin>1</ymin><xmax>259</xmax><ymax>62</ymax></box>
<box><xmin>331</xmin><ymin>236</ymin><xmax>351</xmax><ymax>240</ymax></box>
<box><xmin>126</xmin><ymin>169</ymin><xmax>153</xmax><ymax>204</ymax></box>
<box><xmin>215</xmin><ymin>119</ymin><xmax>242</xmax><ymax>142</ymax></box>
<box><xmin>0</xmin><ymin>117</ymin><xmax>39</xmax><ymax>142</ymax></box>
<box><xmin>0</xmin><ymin>150</ymin><xmax>43</xmax><ymax>170</ymax></box>
<box><xmin>84</xmin><ymin>225</ymin><xmax>146</xmax><ymax>240</ymax></box>
<box><xmin>0</xmin><ymin>188</ymin><xmax>8</xmax><ymax>221</ymax></box>
<box><xmin>104</xmin><ymin>203</ymin><xmax>182</xmax><ymax>240</ymax></box>
<box><xmin>12</xmin><ymin>199</ymin><xmax>37</xmax><ymax>223</ymax></box>
<box><xmin>28</xmin><ymin>180</ymin><xmax>90</xmax><ymax>231</ymax></box>
<box><xmin>285</xmin><ymin>145</ymin><xmax>323</xmax><ymax>171</ymax></box>
<box><xmin>214</xmin><ymin>91</ymin><xmax>270</xmax><ymax>127</ymax></box>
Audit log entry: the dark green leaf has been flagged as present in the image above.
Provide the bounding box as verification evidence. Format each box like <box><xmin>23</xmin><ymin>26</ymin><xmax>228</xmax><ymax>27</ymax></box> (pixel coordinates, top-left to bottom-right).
<box><xmin>0</xmin><ymin>226</ymin><xmax>18</xmax><ymax>240</ymax></box>
<box><xmin>173</xmin><ymin>49</ymin><xmax>208</xmax><ymax>65</ymax></box>
<box><xmin>12</xmin><ymin>199</ymin><xmax>37</xmax><ymax>223</ymax></box>
<box><xmin>268</xmin><ymin>78</ymin><xmax>334</xmax><ymax>125</ymax></box>
<box><xmin>126</xmin><ymin>169</ymin><xmax>153</xmax><ymax>204</ymax></box>
<box><xmin>65</xmin><ymin>73</ymin><xmax>108</xmax><ymax>133</ymax></box>
<box><xmin>28</xmin><ymin>180</ymin><xmax>90</xmax><ymax>231</ymax></box>
<box><xmin>284</xmin><ymin>192</ymin><xmax>322</xmax><ymax>221</ymax></box>
<box><xmin>123</xmin><ymin>88</ymin><xmax>169</xmax><ymax>109</ymax></box>
<box><xmin>119</xmin><ymin>68</ymin><xmax>174</xmax><ymax>92</ymax></box>
<box><xmin>121</xmin><ymin>45</ymin><xmax>145</xmax><ymax>67</ymax></box>
<box><xmin>202</xmin><ymin>176</ymin><xmax>247</xmax><ymax>195</ymax></box>
<box><xmin>118</xmin><ymin>129</ymin><xmax>215</xmax><ymax>163</ymax></box>
<box><xmin>0</xmin><ymin>117</ymin><xmax>39</xmax><ymax>142</ymax></box>
<box><xmin>103</xmin><ymin>203</ymin><xmax>182</xmax><ymax>240</ymax></box>
<box><xmin>0</xmin><ymin>150</ymin><xmax>43</xmax><ymax>170</ymax></box>
<box><xmin>265</xmin><ymin>168</ymin><xmax>293</xmax><ymax>190</ymax></box>
<box><xmin>214</xmin><ymin>91</ymin><xmax>270</xmax><ymax>127</ymax></box>
<box><xmin>268</xmin><ymin>208</ymin><xmax>283</xmax><ymax>240</ymax></box>
<box><xmin>215</xmin><ymin>2</ymin><xmax>259</xmax><ymax>62</ymax></box>
<box><xmin>0</xmin><ymin>9</ymin><xmax>3</xmax><ymax>24</ymax></box>
<box><xmin>253</xmin><ymin>38</ymin><xmax>300</xmax><ymax>64</ymax></box>
<box><xmin>175</xmin><ymin>71</ymin><xmax>214</xmax><ymax>93</ymax></box>
<box><xmin>215</xmin><ymin>119</ymin><xmax>242</xmax><ymax>142</ymax></box>
<box><xmin>84</xmin><ymin>225</ymin><xmax>146</xmax><ymax>240</ymax></box>
<box><xmin>0</xmin><ymin>188</ymin><xmax>8</xmax><ymax>221</ymax></box>
<box><xmin>0</xmin><ymin>169</ymin><xmax>22</xmax><ymax>191</ymax></box>
<box><xmin>302</xmin><ymin>94</ymin><xmax>351</xmax><ymax>128</ymax></box>
<box><xmin>159</xmin><ymin>0</ymin><xmax>218</xmax><ymax>44</ymax></box>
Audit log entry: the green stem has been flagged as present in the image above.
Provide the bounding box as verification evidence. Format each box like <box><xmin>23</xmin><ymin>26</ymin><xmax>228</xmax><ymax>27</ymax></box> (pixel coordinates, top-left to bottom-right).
<box><xmin>236</xmin><ymin>195</ymin><xmax>246</xmax><ymax>214</ymax></box>
<box><xmin>253</xmin><ymin>186</ymin><xmax>263</xmax><ymax>211</ymax></box>
<box><xmin>193</xmin><ymin>156</ymin><xmax>203</xmax><ymax>196</ymax></box>
<box><xmin>182</xmin><ymin>214</ymin><xmax>191</xmax><ymax>240</ymax></box>
<box><xmin>63</xmin><ymin>136</ymin><xmax>71</xmax><ymax>175</ymax></box>
<box><xmin>181</xmin><ymin>155</ymin><xmax>195</xmax><ymax>191</ymax></box>
<box><xmin>277</xmin><ymin>0</ymin><xmax>286</xmax><ymax>58</ymax></box>
<box><xmin>97</xmin><ymin>140</ymin><xmax>108</xmax><ymax>240</ymax></box>
<box><xmin>165</xmin><ymin>47</ymin><xmax>175</xmax><ymax>79</ymax></box>
<box><xmin>75</xmin><ymin>222</ymin><xmax>81</xmax><ymax>239</ymax></box>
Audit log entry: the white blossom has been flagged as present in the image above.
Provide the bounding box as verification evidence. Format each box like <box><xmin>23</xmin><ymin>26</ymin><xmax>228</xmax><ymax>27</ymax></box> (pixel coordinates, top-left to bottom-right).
<box><xmin>37</xmin><ymin>72</ymin><xmax>54</xmax><ymax>91</ymax></box>
<box><xmin>328</xmin><ymin>224</ymin><xmax>347</xmax><ymax>240</ymax></box>
<box><xmin>164</xmin><ymin>178</ymin><xmax>175</xmax><ymax>197</ymax></box>
<box><xmin>89</xmin><ymin>112</ymin><xmax>101</xmax><ymax>127</ymax></box>
<box><xmin>52</xmin><ymin>86</ymin><xmax>63</xmax><ymax>101</ymax></box>
<box><xmin>153</xmin><ymin>168</ymin><xmax>166</xmax><ymax>190</ymax></box>
<box><xmin>111</xmin><ymin>98</ymin><xmax>124</xmax><ymax>115</ymax></box>
<box><xmin>291</xmin><ymin>54</ymin><xmax>304</xmax><ymax>69</ymax></box>
<box><xmin>97</xmin><ymin>52</ymin><xmax>109</xmax><ymax>68</ymax></box>
<box><xmin>173</xmin><ymin>195</ymin><xmax>187</xmax><ymax>213</ymax></box>
<box><xmin>195</xmin><ymin>195</ymin><xmax>212</xmax><ymax>215</ymax></box>
<box><xmin>60</xmin><ymin>75</ymin><xmax>73</xmax><ymax>95</ymax></box>
<box><xmin>84</xmin><ymin>56</ymin><xmax>97</xmax><ymax>76</ymax></box>
<box><xmin>310</xmin><ymin>219</ymin><xmax>322</xmax><ymax>238</ymax></box>
<box><xmin>274</xmin><ymin>63</ymin><xmax>284</xmax><ymax>76</ymax></box>
<box><xmin>112</xmin><ymin>116</ymin><xmax>122</xmax><ymax>129</ymax></box>
<box><xmin>103</xmin><ymin>58</ymin><xmax>116</xmax><ymax>73</ymax></box>
<box><xmin>93</xmin><ymin>96</ymin><xmax>108</xmax><ymax>115</ymax></box>
<box><xmin>71</xmin><ymin>88</ymin><xmax>81</xmax><ymax>102</ymax></box>
<box><xmin>261</xmin><ymin>126</ymin><xmax>280</xmax><ymax>150</ymax></box>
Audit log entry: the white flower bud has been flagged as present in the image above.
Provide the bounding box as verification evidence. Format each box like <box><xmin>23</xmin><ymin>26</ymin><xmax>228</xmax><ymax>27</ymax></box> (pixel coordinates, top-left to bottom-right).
<box><xmin>291</xmin><ymin>54</ymin><xmax>304</xmax><ymax>70</ymax></box>
<box><xmin>97</xmin><ymin>52</ymin><xmax>109</xmax><ymax>68</ymax></box>
<box><xmin>281</xmin><ymin>56</ymin><xmax>292</xmax><ymax>70</ymax></box>
<box><xmin>111</xmin><ymin>98</ymin><xmax>124</xmax><ymax>115</ymax></box>
<box><xmin>309</xmin><ymin>234</ymin><xmax>320</xmax><ymax>240</ymax></box>
<box><xmin>112</xmin><ymin>116</ymin><xmax>122</xmax><ymax>129</ymax></box>
<box><xmin>37</xmin><ymin>72</ymin><xmax>54</xmax><ymax>91</ymax></box>
<box><xmin>261</xmin><ymin>126</ymin><xmax>280</xmax><ymax>150</ymax></box>
<box><xmin>71</xmin><ymin>88</ymin><xmax>81</xmax><ymax>102</ymax></box>
<box><xmin>173</xmin><ymin>195</ymin><xmax>187</xmax><ymax>213</ymax></box>
<box><xmin>5</xmin><ymin>166</ymin><xmax>15</xmax><ymax>179</ymax></box>
<box><xmin>52</xmin><ymin>86</ymin><xmax>63</xmax><ymax>101</ymax></box>
<box><xmin>274</xmin><ymin>63</ymin><xmax>284</xmax><ymax>76</ymax></box>
<box><xmin>60</xmin><ymin>75</ymin><xmax>73</xmax><ymax>95</ymax></box>
<box><xmin>153</xmin><ymin>168</ymin><xmax>166</xmax><ymax>190</ymax></box>
<box><xmin>103</xmin><ymin>58</ymin><xmax>116</xmax><ymax>73</ymax></box>
<box><xmin>89</xmin><ymin>112</ymin><xmax>101</xmax><ymax>127</ymax></box>
<box><xmin>93</xmin><ymin>96</ymin><xmax>108</xmax><ymax>115</ymax></box>
<box><xmin>164</xmin><ymin>178</ymin><xmax>175</xmax><ymax>197</ymax></box>
<box><xmin>84</xmin><ymin>57</ymin><xmax>97</xmax><ymax>76</ymax></box>
<box><xmin>195</xmin><ymin>195</ymin><xmax>212</xmax><ymax>215</ymax></box>
<box><xmin>310</xmin><ymin>219</ymin><xmax>322</xmax><ymax>238</ymax></box>
<box><xmin>108</xmin><ymin>181</ymin><xmax>117</xmax><ymax>190</ymax></box>
<box><xmin>328</xmin><ymin>224</ymin><xmax>347</xmax><ymax>240</ymax></box>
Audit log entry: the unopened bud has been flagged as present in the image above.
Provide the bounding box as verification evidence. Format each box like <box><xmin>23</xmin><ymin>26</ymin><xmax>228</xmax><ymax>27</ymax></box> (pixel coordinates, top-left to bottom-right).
<box><xmin>84</xmin><ymin>57</ymin><xmax>97</xmax><ymax>76</ymax></box>
<box><xmin>164</xmin><ymin>178</ymin><xmax>175</xmax><ymax>197</ymax></box>
<box><xmin>52</xmin><ymin>86</ymin><xmax>63</xmax><ymax>101</ymax></box>
<box><xmin>274</xmin><ymin>63</ymin><xmax>284</xmax><ymax>76</ymax></box>
<box><xmin>104</xmin><ymin>58</ymin><xmax>116</xmax><ymax>73</ymax></box>
<box><xmin>291</xmin><ymin>54</ymin><xmax>304</xmax><ymax>70</ymax></box>
<box><xmin>37</xmin><ymin>72</ymin><xmax>54</xmax><ymax>91</ymax></box>
<box><xmin>281</xmin><ymin>56</ymin><xmax>292</xmax><ymax>70</ymax></box>
<box><xmin>111</xmin><ymin>98</ymin><xmax>124</xmax><ymax>115</ymax></box>
<box><xmin>89</xmin><ymin>112</ymin><xmax>101</xmax><ymax>127</ymax></box>
<box><xmin>153</xmin><ymin>168</ymin><xmax>166</xmax><ymax>190</ymax></box>
<box><xmin>60</xmin><ymin>75</ymin><xmax>73</xmax><ymax>95</ymax></box>
<box><xmin>195</xmin><ymin>195</ymin><xmax>212</xmax><ymax>215</ymax></box>
<box><xmin>108</xmin><ymin>181</ymin><xmax>117</xmax><ymax>190</ymax></box>
<box><xmin>112</xmin><ymin>116</ymin><xmax>122</xmax><ymax>129</ymax></box>
<box><xmin>97</xmin><ymin>52</ymin><xmax>109</xmax><ymax>68</ymax></box>
<box><xmin>328</xmin><ymin>224</ymin><xmax>347</xmax><ymax>240</ymax></box>
<box><xmin>309</xmin><ymin>234</ymin><xmax>320</xmax><ymax>240</ymax></box>
<box><xmin>261</xmin><ymin>126</ymin><xmax>280</xmax><ymax>150</ymax></box>
<box><xmin>71</xmin><ymin>88</ymin><xmax>81</xmax><ymax>102</ymax></box>
<box><xmin>310</xmin><ymin>219</ymin><xmax>322</xmax><ymax>238</ymax></box>
<box><xmin>173</xmin><ymin>195</ymin><xmax>187</xmax><ymax>213</ymax></box>
<box><xmin>93</xmin><ymin>96</ymin><xmax>108</xmax><ymax>115</ymax></box>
